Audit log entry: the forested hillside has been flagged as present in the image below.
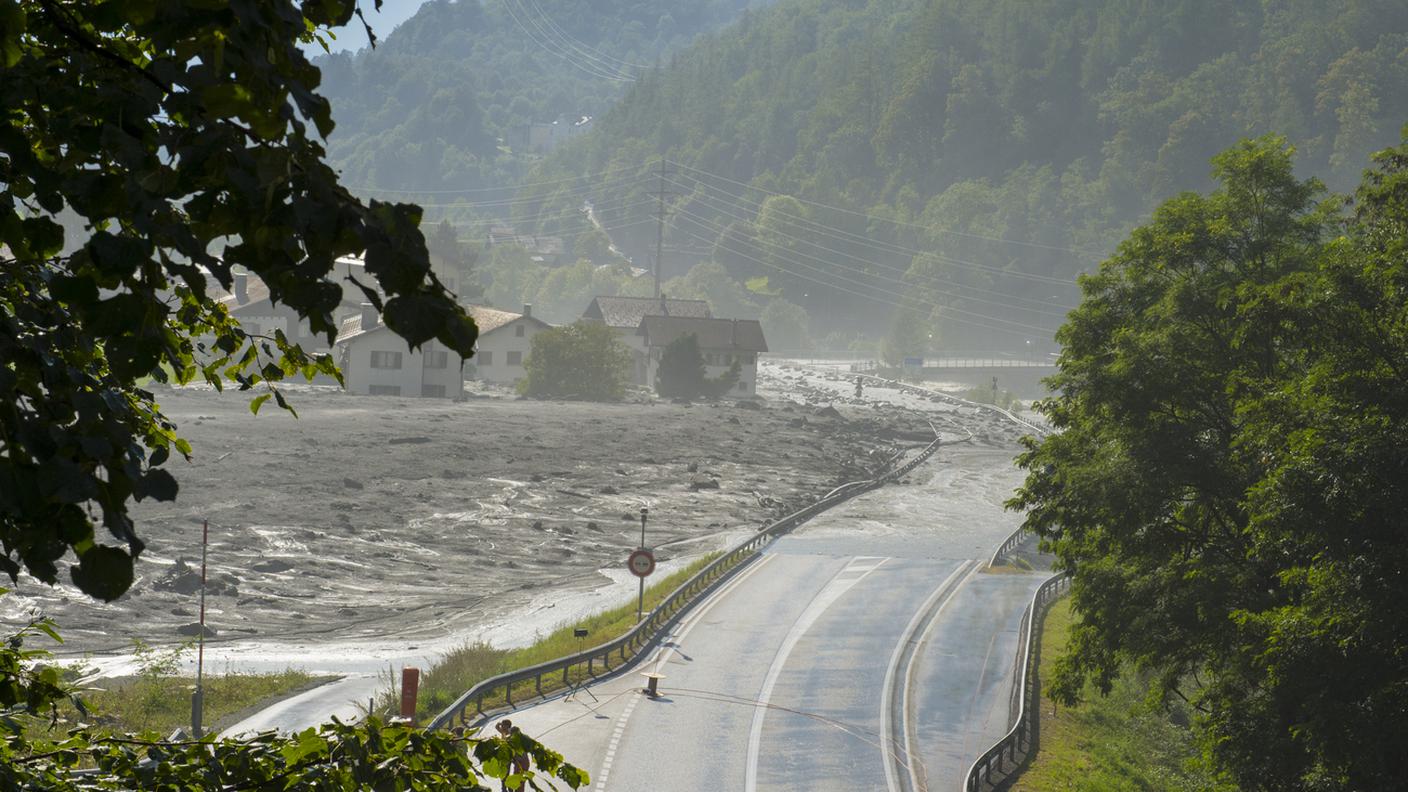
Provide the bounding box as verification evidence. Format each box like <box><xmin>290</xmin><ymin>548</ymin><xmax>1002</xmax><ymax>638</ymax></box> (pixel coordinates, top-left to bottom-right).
<box><xmin>316</xmin><ymin>0</ymin><xmax>762</xmax><ymax>192</ymax></box>
<box><xmin>514</xmin><ymin>0</ymin><xmax>1408</xmax><ymax>352</ymax></box>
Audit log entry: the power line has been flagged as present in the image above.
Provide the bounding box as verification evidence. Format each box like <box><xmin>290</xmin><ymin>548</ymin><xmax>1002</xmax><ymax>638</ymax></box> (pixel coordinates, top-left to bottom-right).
<box><xmin>672</xmin><ymin>210</ymin><xmax>1059</xmax><ymax>337</ymax></box>
<box><xmin>665</xmin><ymin>181</ymin><xmax>1077</xmax><ymax>316</ymax></box>
<box><xmin>500</xmin><ymin>0</ymin><xmax>635</xmax><ymax>82</ymax></box>
<box><xmin>344</xmin><ymin>162</ymin><xmax>650</xmax><ymax>197</ymax></box>
<box><xmin>520</xmin><ymin>0</ymin><xmax>649</xmax><ymax>73</ymax></box>
<box><xmin>671</xmin><ymin>219</ymin><xmax>1051</xmax><ymax>339</ymax></box>
<box><xmin>663</xmin><ymin>173</ymin><xmax>1082</xmax><ymax>291</ymax></box>
<box><xmin>666</xmin><ymin>158</ymin><xmax>1104</xmax><ymax>259</ymax></box>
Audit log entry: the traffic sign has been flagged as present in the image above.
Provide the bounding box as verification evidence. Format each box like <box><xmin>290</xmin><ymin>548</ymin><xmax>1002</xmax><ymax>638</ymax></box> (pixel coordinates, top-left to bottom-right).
<box><xmin>628</xmin><ymin>548</ymin><xmax>656</xmax><ymax>578</ymax></box>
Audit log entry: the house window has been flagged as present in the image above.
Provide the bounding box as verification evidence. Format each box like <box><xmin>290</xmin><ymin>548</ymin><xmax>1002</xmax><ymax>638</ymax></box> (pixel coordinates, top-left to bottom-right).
<box><xmin>743</xmin><ymin>353</ymin><xmax>755</xmax><ymax>365</ymax></box>
<box><xmin>422</xmin><ymin>383</ymin><xmax>447</xmax><ymax>398</ymax></box>
<box><xmin>515</xmin><ymin>324</ymin><xmax>525</xmax><ymax>337</ymax></box>
<box><xmin>737</xmin><ymin>381</ymin><xmax>748</xmax><ymax>392</ymax></box>
<box><xmin>478</xmin><ymin>350</ymin><xmax>493</xmax><ymax>365</ymax></box>
<box><xmin>369</xmin><ymin>384</ymin><xmax>401</xmax><ymax>396</ymax></box>
<box><xmin>242</xmin><ymin>322</ymin><xmax>261</xmax><ymax>337</ymax></box>
<box><xmin>425</xmin><ymin>350</ymin><xmax>448</xmax><ymax>369</ymax></box>
<box><xmin>506</xmin><ymin>351</ymin><xmax>522</xmax><ymax>366</ymax></box>
<box><xmin>370</xmin><ymin>351</ymin><xmax>403</xmax><ymax>369</ymax></box>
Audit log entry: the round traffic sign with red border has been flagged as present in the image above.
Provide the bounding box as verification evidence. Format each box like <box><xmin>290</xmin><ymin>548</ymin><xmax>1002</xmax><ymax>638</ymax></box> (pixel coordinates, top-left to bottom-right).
<box><xmin>628</xmin><ymin>548</ymin><xmax>655</xmax><ymax>578</ymax></box>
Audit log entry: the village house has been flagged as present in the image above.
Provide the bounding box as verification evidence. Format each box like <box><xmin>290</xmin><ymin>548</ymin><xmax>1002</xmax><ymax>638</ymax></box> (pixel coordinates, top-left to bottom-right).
<box><xmin>464</xmin><ymin>304</ymin><xmax>552</xmax><ymax>386</ymax></box>
<box><xmin>582</xmin><ymin>295</ymin><xmax>713</xmax><ymax>384</ymax></box>
<box><xmin>637</xmin><ymin>315</ymin><xmax>769</xmax><ymax>398</ymax></box>
<box><xmin>335</xmin><ymin>305</ymin><xmax>465</xmax><ymax>399</ymax></box>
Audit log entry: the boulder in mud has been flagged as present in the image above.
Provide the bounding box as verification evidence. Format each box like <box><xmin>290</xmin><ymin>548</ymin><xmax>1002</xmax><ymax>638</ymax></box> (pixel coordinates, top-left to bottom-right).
<box><xmin>689</xmin><ymin>476</ymin><xmax>721</xmax><ymax>491</ymax></box>
<box><xmin>252</xmin><ymin>559</ymin><xmax>294</xmax><ymax>574</ymax></box>
<box><xmin>177</xmin><ymin>623</ymin><xmax>217</xmax><ymax>638</ymax></box>
<box><xmin>813</xmin><ymin>405</ymin><xmax>842</xmax><ymax>419</ymax></box>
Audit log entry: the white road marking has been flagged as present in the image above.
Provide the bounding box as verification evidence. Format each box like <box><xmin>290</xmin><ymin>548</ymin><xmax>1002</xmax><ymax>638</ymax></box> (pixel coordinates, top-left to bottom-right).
<box><xmin>882</xmin><ymin>560</ymin><xmax>979</xmax><ymax>792</ymax></box>
<box><xmin>743</xmin><ymin>556</ymin><xmax>891</xmax><ymax>792</ymax></box>
<box><xmin>593</xmin><ymin>553</ymin><xmax>778</xmax><ymax>792</ymax></box>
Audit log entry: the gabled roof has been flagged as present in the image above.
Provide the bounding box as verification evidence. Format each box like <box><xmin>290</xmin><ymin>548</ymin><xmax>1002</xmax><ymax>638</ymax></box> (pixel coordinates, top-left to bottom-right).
<box><xmin>337</xmin><ymin>305</ymin><xmax>550</xmax><ymax>347</ymax></box>
<box><xmin>582</xmin><ymin>296</ymin><xmax>712</xmax><ymax>329</ymax></box>
<box><xmin>465</xmin><ymin>304</ymin><xmax>552</xmax><ymax>337</ymax></box>
<box><xmin>637</xmin><ymin>316</ymin><xmax>768</xmax><ymax>353</ymax></box>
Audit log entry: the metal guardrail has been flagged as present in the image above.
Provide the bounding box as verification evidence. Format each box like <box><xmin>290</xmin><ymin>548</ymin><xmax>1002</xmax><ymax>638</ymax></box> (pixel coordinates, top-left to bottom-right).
<box><xmin>989</xmin><ymin>525</ymin><xmax>1032</xmax><ymax>569</ymax></box>
<box><xmin>962</xmin><ymin>573</ymin><xmax>1071</xmax><ymax>792</ymax></box>
<box><xmin>848</xmin><ymin>372</ymin><xmax>1051</xmax><ymax>439</ymax></box>
<box><xmin>428</xmin><ymin>428</ymin><xmax>946</xmax><ymax>731</ymax></box>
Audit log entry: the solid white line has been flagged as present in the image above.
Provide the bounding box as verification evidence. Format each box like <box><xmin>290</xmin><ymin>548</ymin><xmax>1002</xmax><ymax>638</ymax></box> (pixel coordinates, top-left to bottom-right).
<box><xmin>592</xmin><ymin>553</ymin><xmax>778</xmax><ymax>792</ymax></box>
<box><xmin>881</xmin><ymin>560</ymin><xmax>978</xmax><ymax>792</ymax></box>
<box><xmin>743</xmin><ymin>557</ymin><xmax>890</xmax><ymax>792</ymax></box>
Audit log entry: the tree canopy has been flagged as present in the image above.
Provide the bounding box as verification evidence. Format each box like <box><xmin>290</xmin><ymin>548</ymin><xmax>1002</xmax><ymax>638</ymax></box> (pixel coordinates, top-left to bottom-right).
<box><xmin>654</xmin><ymin>333</ymin><xmax>739</xmax><ymax>400</ymax></box>
<box><xmin>1010</xmin><ymin>132</ymin><xmax>1408</xmax><ymax>790</ymax></box>
<box><xmin>520</xmin><ymin>321</ymin><xmax>631</xmax><ymax>401</ymax></box>
<box><xmin>1</xmin><ymin>0</ymin><xmax>480</xmax><ymax>601</ymax></box>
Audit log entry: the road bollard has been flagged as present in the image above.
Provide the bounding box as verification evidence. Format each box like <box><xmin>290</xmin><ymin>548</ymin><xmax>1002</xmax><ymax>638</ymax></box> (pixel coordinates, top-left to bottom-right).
<box><xmin>400</xmin><ymin>667</ymin><xmax>420</xmax><ymax>725</ymax></box>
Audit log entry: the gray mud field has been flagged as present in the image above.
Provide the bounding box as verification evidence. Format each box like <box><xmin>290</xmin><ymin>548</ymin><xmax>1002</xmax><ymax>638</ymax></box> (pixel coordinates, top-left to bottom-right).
<box><xmin>12</xmin><ymin>379</ymin><xmax>941</xmax><ymax>656</ymax></box>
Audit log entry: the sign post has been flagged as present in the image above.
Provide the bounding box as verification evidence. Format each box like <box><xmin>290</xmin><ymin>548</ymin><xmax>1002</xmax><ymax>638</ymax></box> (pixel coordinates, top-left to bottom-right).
<box><xmin>631</xmin><ymin>507</ymin><xmax>653</xmax><ymax>622</ymax></box>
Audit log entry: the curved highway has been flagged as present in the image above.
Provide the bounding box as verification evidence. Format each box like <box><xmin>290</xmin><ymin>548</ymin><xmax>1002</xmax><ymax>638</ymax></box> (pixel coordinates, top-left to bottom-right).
<box><xmin>508</xmin><ymin>445</ymin><xmax>1046</xmax><ymax>791</ymax></box>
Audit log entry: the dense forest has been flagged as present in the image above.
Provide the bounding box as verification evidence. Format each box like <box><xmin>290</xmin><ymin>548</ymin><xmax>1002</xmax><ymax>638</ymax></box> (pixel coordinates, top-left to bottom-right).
<box><xmin>506</xmin><ymin>0</ymin><xmax>1408</xmax><ymax>352</ymax></box>
<box><xmin>316</xmin><ymin>0</ymin><xmax>763</xmax><ymax>193</ymax></box>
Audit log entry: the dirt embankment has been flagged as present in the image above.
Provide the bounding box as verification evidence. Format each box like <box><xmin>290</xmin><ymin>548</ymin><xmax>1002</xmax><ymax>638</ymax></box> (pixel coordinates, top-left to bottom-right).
<box><xmin>16</xmin><ymin>384</ymin><xmax>935</xmax><ymax>654</ymax></box>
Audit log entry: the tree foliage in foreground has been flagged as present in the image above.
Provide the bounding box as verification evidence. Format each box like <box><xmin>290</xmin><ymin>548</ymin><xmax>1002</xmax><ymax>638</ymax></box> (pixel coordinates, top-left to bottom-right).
<box><xmin>1010</xmin><ymin>132</ymin><xmax>1408</xmax><ymax>791</ymax></box>
<box><xmin>1</xmin><ymin>0</ymin><xmax>479</xmax><ymax>601</ymax></box>
<box><xmin>0</xmin><ymin>602</ymin><xmax>587</xmax><ymax>790</ymax></box>
<box><xmin>0</xmin><ymin>3</ymin><xmax>586</xmax><ymax>789</ymax></box>
<box><xmin>520</xmin><ymin>322</ymin><xmax>631</xmax><ymax>401</ymax></box>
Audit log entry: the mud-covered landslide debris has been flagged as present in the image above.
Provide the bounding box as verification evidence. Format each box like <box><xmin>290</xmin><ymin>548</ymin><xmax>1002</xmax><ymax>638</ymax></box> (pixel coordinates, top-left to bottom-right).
<box><xmin>251</xmin><ymin>559</ymin><xmax>294</xmax><ymax>573</ymax></box>
<box><xmin>177</xmin><ymin>623</ymin><xmax>217</xmax><ymax>638</ymax></box>
<box><xmin>690</xmin><ymin>475</ymin><xmax>721</xmax><ymax>491</ymax></box>
<box><xmin>813</xmin><ymin>405</ymin><xmax>842</xmax><ymax>419</ymax></box>
<box><xmin>153</xmin><ymin>559</ymin><xmax>238</xmax><ymax>596</ymax></box>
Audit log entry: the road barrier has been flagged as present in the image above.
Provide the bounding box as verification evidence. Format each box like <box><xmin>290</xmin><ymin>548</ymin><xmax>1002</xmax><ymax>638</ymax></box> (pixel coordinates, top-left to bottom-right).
<box><xmin>962</xmin><ymin>572</ymin><xmax>1071</xmax><ymax>791</ymax></box>
<box><xmin>989</xmin><ymin>524</ymin><xmax>1034</xmax><ymax>568</ymax></box>
<box><xmin>428</xmin><ymin>427</ymin><xmax>945</xmax><ymax>731</ymax></box>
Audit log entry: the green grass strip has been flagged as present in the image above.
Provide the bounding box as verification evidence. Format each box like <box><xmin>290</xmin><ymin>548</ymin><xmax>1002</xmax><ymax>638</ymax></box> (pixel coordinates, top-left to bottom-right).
<box><xmin>413</xmin><ymin>553</ymin><xmax>721</xmax><ymax>720</ymax></box>
<box><xmin>1009</xmin><ymin>598</ymin><xmax>1234</xmax><ymax>792</ymax></box>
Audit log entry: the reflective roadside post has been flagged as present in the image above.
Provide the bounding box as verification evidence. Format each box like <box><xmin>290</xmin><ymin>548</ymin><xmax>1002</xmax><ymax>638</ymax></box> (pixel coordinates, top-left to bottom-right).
<box><xmin>191</xmin><ymin>518</ymin><xmax>209</xmax><ymax>737</ymax></box>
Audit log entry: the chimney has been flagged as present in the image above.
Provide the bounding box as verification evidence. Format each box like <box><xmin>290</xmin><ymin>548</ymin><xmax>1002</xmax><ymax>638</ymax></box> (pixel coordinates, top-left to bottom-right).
<box><xmin>234</xmin><ymin>272</ymin><xmax>248</xmax><ymax>304</ymax></box>
<box><xmin>522</xmin><ymin>303</ymin><xmax>532</xmax><ymax>318</ymax></box>
<box><xmin>360</xmin><ymin>303</ymin><xmax>379</xmax><ymax>332</ymax></box>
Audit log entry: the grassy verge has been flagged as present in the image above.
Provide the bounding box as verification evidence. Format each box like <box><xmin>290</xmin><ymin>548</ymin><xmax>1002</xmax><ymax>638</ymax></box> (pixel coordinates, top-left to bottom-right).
<box><xmin>1010</xmin><ymin>598</ymin><xmax>1234</xmax><ymax>792</ymax></box>
<box><xmin>19</xmin><ymin>668</ymin><xmax>318</xmax><ymax>748</ymax></box>
<box><xmin>410</xmin><ymin>553</ymin><xmax>720</xmax><ymax>720</ymax></box>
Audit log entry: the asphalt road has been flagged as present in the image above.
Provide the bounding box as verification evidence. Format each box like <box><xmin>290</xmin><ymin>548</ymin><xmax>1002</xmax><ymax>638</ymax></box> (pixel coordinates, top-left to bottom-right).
<box><xmin>508</xmin><ymin>446</ymin><xmax>1048</xmax><ymax>792</ymax></box>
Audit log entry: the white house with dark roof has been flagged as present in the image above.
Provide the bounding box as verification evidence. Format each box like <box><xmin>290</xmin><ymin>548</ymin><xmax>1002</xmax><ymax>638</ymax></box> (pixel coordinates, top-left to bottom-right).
<box><xmin>335</xmin><ymin>305</ymin><xmax>465</xmax><ymax>399</ymax></box>
<box><xmin>637</xmin><ymin>315</ymin><xmax>769</xmax><ymax>398</ymax></box>
<box><xmin>582</xmin><ymin>295</ymin><xmax>713</xmax><ymax>384</ymax></box>
<box><xmin>465</xmin><ymin>304</ymin><xmax>552</xmax><ymax>385</ymax></box>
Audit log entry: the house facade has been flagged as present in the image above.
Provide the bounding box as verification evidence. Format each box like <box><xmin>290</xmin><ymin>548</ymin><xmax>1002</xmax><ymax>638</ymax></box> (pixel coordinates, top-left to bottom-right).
<box><xmin>335</xmin><ymin>305</ymin><xmax>464</xmax><ymax>399</ymax></box>
<box><xmin>582</xmin><ymin>295</ymin><xmax>713</xmax><ymax>384</ymax></box>
<box><xmin>637</xmin><ymin>315</ymin><xmax>768</xmax><ymax>398</ymax></box>
<box><xmin>466</xmin><ymin>304</ymin><xmax>552</xmax><ymax>386</ymax></box>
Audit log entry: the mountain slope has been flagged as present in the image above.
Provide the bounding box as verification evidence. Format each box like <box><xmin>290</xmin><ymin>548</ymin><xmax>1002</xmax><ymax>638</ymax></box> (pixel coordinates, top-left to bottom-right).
<box><xmin>316</xmin><ymin>0</ymin><xmax>763</xmax><ymax>192</ymax></box>
<box><xmin>520</xmin><ymin>0</ymin><xmax>1408</xmax><ymax>348</ymax></box>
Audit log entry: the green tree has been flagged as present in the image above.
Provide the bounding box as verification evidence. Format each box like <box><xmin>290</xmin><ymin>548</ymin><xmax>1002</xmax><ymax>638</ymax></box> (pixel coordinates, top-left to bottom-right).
<box><xmin>521</xmin><ymin>322</ymin><xmax>631</xmax><ymax>401</ymax></box>
<box><xmin>1</xmin><ymin>0</ymin><xmax>480</xmax><ymax>601</ymax></box>
<box><xmin>1010</xmin><ymin>134</ymin><xmax>1408</xmax><ymax>790</ymax></box>
<box><xmin>653</xmin><ymin>333</ymin><xmax>738</xmax><ymax>400</ymax></box>
<box><xmin>0</xmin><ymin>3</ymin><xmax>582</xmax><ymax>789</ymax></box>
<box><xmin>758</xmin><ymin>298</ymin><xmax>813</xmax><ymax>352</ymax></box>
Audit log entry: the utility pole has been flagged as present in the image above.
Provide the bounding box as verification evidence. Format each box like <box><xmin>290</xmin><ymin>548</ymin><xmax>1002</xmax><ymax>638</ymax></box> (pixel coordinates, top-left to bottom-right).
<box><xmin>650</xmin><ymin>159</ymin><xmax>674</xmax><ymax>299</ymax></box>
<box><xmin>191</xmin><ymin>519</ymin><xmax>209</xmax><ymax>737</ymax></box>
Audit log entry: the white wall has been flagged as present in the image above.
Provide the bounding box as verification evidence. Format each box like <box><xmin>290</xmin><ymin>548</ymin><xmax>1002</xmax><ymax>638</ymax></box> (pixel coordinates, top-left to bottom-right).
<box><xmin>471</xmin><ymin>318</ymin><xmax>546</xmax><ymax>385</ymax></box>
<box><xmin>644</xmin><ymin>348</ymin><xmax>759</xmax><ymax>397</ymax></box>
<box><xmin>343</xmin><ymin>335</ymin><xmax>463</xmax><ymax>398</ymax></box>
